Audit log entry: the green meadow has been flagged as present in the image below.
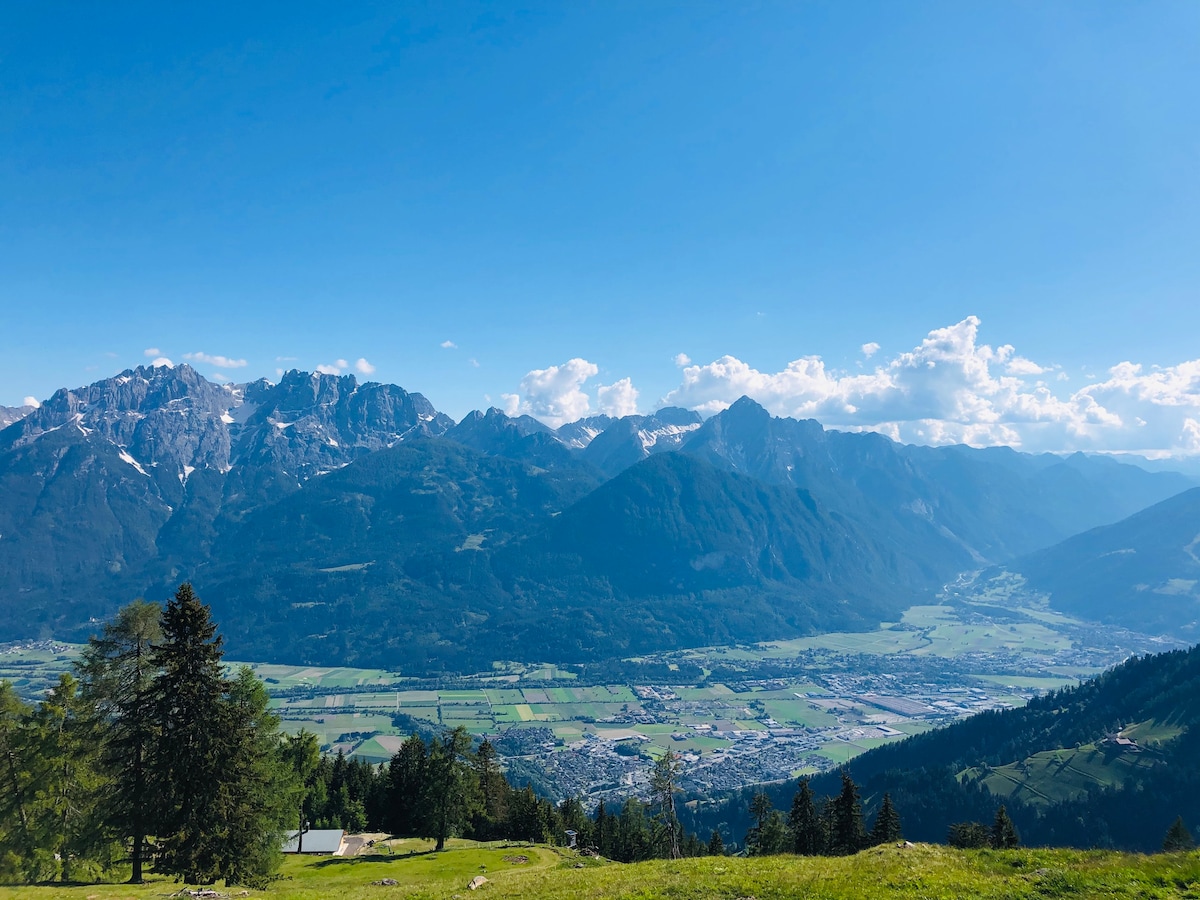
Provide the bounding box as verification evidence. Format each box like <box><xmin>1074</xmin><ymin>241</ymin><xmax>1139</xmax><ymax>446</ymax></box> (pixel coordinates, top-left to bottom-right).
<box><xmin>1</xmin><ymin>843</ymin><xmax>1198</xmax><ymax>900</ymax></box>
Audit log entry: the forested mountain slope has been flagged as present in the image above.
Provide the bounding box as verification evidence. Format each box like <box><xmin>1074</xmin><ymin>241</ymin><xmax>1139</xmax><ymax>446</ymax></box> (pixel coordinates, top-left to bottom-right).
<box><xmin>0</xmin><ymin>367</ymin><xmax>1193</xmax><ymax>669</ymax></box>
<box><xmin>694</xmin><ymin>643</ymin><xmax>1200</xmax><ymax>852</ymax></box>
<box><xmin>1012</xmin><ymin>487</ymin><xmax>1200</xmax><ymax>638</ymax></box>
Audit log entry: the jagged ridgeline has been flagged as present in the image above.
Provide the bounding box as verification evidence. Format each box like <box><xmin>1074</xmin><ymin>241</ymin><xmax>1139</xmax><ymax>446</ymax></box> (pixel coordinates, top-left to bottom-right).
<box><xmin>692</xmin><ymin>642</ymin><xmax>1200</xmax><ymax>853</ymax></box>
<box><xmin>0</xmin><ymin>366</ymin><xmax>1193</xmax><ymax>671</ymax></box>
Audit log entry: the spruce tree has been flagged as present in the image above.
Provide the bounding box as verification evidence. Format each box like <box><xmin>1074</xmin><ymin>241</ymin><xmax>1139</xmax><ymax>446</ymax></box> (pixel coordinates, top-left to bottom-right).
<box><xmin>788</xmin><ymin>777</ymin><xmax>823</xmax><ymax>855</ymax></box>
<box><xmin>77</xmin><ymin>599</ymin><xmax>162</xmax><ymax>883</ymax></box>
<box><xmin>472</xmin><ymin>739</ymin><xmax>507</xmax><ymax>840</ymax></box>
<box><xmin>869</xmin><ymin>792</ymin><xmax>903</xmax><ymax>846</ymax></box>
<box><xmin>1163</xmin><ymin>816</ymin><xmax>1196</xmax><ymax>852</ymax></box>
<box><xmin>746</xmin><ymin>792</ymin><xmax>774</xmax><ymax>855</ymax></box>
<box><xmin>282</xmin><ymin>730</ymin><xmax>320</xmax><ymax>851</ymax></box>
<box><xmin>595</xmin><ymin>800</ymin><xmax>611</xmax><ymax>857</ymax></box>
<box><xmin>830</xmin><ymin>772</ymin><xmax>866</xmax><ymax>855</ymax></box>
<box><xmin>387</xmin><ymin>734</ymin><xmax>428</xmax><ymax>836</ymax></box>
<box><xmin>707</xmin><ymin>828</ymin><xmax>725</xmax><ymax>856</ymax></box>
<box><xmin>150</xmin><ymin>583</ymin><xmax>229</xmax><ymax>884</ymax></box>
<box><xmin>990</xmin><ymin>805</ymin><xmax>1020</xmax><ymax>849</ymax></box>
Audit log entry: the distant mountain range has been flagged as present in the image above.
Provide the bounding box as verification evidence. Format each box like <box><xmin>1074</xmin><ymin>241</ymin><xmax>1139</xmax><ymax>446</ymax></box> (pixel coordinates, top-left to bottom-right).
<box><xmin>1009</xmin><ymin>486</ymin><xmax>1200</xmax><ymax>640</ymax></box>
<box><xmin>0</xmin><ymin>365</ymin><xmax>1194</xmax><ymax>671</ymax></box>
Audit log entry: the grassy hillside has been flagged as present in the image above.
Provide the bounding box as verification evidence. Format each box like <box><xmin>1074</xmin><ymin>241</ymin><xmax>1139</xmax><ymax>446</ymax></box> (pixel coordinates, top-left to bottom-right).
<box><xmin>0</xmin><ymin>841</ymin><xmax>1198</xmax><ymax>899</ymax></box>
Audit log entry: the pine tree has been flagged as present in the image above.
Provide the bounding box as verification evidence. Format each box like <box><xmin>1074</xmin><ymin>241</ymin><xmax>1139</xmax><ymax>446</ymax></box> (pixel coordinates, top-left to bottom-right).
<box><xmin>990</xmin><ymin>805</ymin><xmax>1020</xmax><ymax>849</ymax></box>
<box><xmin>788</xmin><ymin>778</ymin><xmax>823</xmax><ymax>855</ymax></box>
<box><xmin>707</xmin><ymin>829</ymin><xmax>725</xmax><ymax>856</ymax></box>
<box><xmin>830</xmin><ymin>772</ymin><xmax>866</xmax><ymax>855</ymax></box>
<box><xmin>77</xmin><ymin>599</ymin><xmax>162</xmax><ymax>883</ymax></box>
<box><xmin>649</xmin><ymin>750</ymin><xmax>683</xmax><ymax>859</ymax></box>
<box><xmin>1163</xmin><ymin>816</ymin><xmax>1196</xmax><ymax>852</ymax></box>
<box><xmin>869</xmin><ymin>792</ymin><xmax>903</xmax><ymax>846</ymax></box>
<box><xmin>150</xmin><ymin>583</ymin><xmax>230</xmax><ymax>884</ymax></box>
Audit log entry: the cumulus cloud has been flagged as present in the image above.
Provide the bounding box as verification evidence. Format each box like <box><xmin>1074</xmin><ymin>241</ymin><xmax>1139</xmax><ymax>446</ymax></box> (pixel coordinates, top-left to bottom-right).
<box><xmin>22</xmin><ymin>396</ymin><xmax>40</xmax><ymax>408</ymax></box>
<box><xmin>183</xmin><ymin>351</ymin><xmax>248</xmax><ymax>369</ymax></box>
<box><xmin>315</xmin><ymin>359</ymin><xmax>355</xmax><ymax>376</ymax></box>
<box><xmin>143</xmin><ymin>347</ymin><xmax>161</xmax><ymax>357</ymax></box>
<box><xmin>469</xmin><ymin>358</ymin><xmax>480</xmax><ymax>368</ymax></box>
<box><xmin>355</xmin><ymin>358</ymin><xmax>376</xmax><ymax>375</ymax></box>
<box><xmin>150</xmin><ymin>357</ymin><xmax>174</xmax><ymax>368</ymax></box>
<box><xmin>597</xmin><ymin>378</ymin><xmax>640</xmax><ymax>417</ymax></box>
<box><xmin>662</xmin><ymin>316</ymin><xmax>1200</xmax><ymax>456</ymax></box>
<box><xmin>674</xmin><ymin>353</ymin><xmax>692</xmax><ymax>367</ymax></box>
<box><xmin>441</xmin><ymin>340</ymin><xmax>457</xmax><ymax>349</ymax></box>
<box><xmin>504</xmin><ymin>358</ymin><xmax>600</xmax><ymax>428</ymax></box>
<box><xmin>861</xmin><ymin>342</ymin><xmax>880</xmax><ymax>358</ymax></box>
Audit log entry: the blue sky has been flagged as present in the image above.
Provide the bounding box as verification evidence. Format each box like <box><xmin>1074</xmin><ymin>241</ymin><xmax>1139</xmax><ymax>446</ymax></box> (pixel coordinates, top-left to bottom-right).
<box><xmin>2</xmin><ymin>2</ymin><xmax>1199</xmax><ymax>454</ymax></box>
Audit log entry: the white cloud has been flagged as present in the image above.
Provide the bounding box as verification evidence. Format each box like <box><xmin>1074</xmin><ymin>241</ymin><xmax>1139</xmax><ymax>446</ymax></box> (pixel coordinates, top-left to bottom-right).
<box><xmin>143</xmin><ymin>347</ymin><xmax>161</xmax><ymax>357</ymax></box>
<box><xmin>335</xmin><ymin>358</ymin><xmax>348</xmax><ymax>369</ymax></box>
<box><xmin>674</xmin><ymin>353</ymin><xmax>692</xmax><ymax>367</ymax></box>
<box><xmin>183</xmin><ymin>351</ymin><xmax>248</xmax><ymax>369</ymax></box>
<box><xmin>441</xmin><ymin>340</ymin><xmax>457</xmax><ymax>349</ymax></box>
<box><xmin>662</xmin><ymin>316</ymin><xmax>1200</xmax><ymax>456</ymax></box>
<box><xmin>22</xmin><ymin>396</ymin><xmax>40</xmax><ymax>409</ymax></box>
<box><xmin>150</xmin><ymin>357</ymin><xmax>174</xmax><ymax>368</ymax></box>
<box><xmin>315</xmin><ymin>364</ymin><xmax>342</xmax><ymax>375</ymax></box>
<box><xmin>355</xmin><ymin>358</ymin><xmax>376</xmax><ymax>375</ymax></box>
<box><xmin>505</xmin><ymin>358</ymin><xmax>600</xmax><ymax>428</ymax></box>
<box><xmin>861</xmin><ymin>342</ymin><xmax>880</xmax><ymax>359</ymax></box>
<box><xmin>276</xmin><ymin>356</ymin><xmax>298</xmax><ymax>362</ymax></box>
<box><xmin>1006</xmin><ymin>356</ymin><xmax>1047</xmax><ymax>376</ymax></box>
<box><xmin>469</xmin><ymin>358</ymin><xmax>480</xmax><ymax>368</ymax></box>
<box><xmin>597</xmin><ymin>378</ymin><xmax>640</xmax><ymax>417</ymax></box>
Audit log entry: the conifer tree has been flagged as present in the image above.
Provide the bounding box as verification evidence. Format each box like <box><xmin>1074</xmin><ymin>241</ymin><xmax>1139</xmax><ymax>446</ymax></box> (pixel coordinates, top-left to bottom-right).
<box><xmin>788</xmin><ymin>778</ymin><xmax>823</xmax><ymax>855</ymax></box>
<box><xmin>77</xmin><ymin>599</ymin><xmax>162</xmax><ymax>883</ymax></box>
<box><xmin>829</xmin><ymin>771</ymin><xmax>866</xmax><ymax>855</ymax></box>
<box><xmin>869</xmin><ymin>792</ymin><xmax>903</xmax><ymax>846</ymax></box>
<box><xmin>1163</xmin><ymin>816</ymin><xmax>1195</xmax><ymax>852</ymax></box>
<box><xmin>650</xmin><ymin>750</ymin><xmax>683</xmax><ymax>859</ymax></box>
<box><xmin>472</xmin><ymin>739</ymin><xmax>507</xmax><ymax>840</ymax></box>
<box><xmin>387</xmin><ymin>734</ymin><xmax>429</xmax><ymax>836</ymax></box>
<box><xmin>31</xmin><ymin>674</ymin><xmax>106</xmax><ymax>882</ymax></box>
<box><xmin>150</xmin><ymin>583</ymin><xmax>230</xmax><ymax>884</ymax></box>
<box><xmin>424</xmin><ymin>727</ymin><xmax>476</xmax><ymax>851</ymax></box>
<box><xmin>282</xmin><ymin>730</ymin><xmax>320</xmax><ymax>851</ymax></box>
<box><xmin>595</xmin><ymin>800</ymin><xmax>611</xmax><ymax>857</ymax></box>
<box><xmin>214</xmin><ymin>667</ymin><xmax>295</xmax><ymax>886</ymax></box>
<box><xmin>0</xmin><ymin>683</ymin><xmax>36</xmax><ymax>877</ymax></box>
<box><xmin>707</xmin><ymin>828</ymin><xmax>725</xmax><ymax>856</ymax></box>
<box><xmin>990</xmin><ymin>805</ymin><xmax>1020</xmax><ymax>849</ymax></box>
<box><xmin>746</xmin><ymin>792</ymin><xmax>774</xmax><ymax>855</ymax></box>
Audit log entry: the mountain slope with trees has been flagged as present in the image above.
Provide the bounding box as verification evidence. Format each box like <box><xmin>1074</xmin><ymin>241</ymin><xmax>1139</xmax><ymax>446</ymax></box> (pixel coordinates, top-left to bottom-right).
<box><xmin>0</xmin><ymin>367</ymin><xmax>1194</xmax><ymax>670</ymax></box>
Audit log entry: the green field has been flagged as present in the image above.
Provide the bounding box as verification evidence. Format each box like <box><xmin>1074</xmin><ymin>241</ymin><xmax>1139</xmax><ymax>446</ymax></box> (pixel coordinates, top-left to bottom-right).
<box><xmin>1</xmin><ymin>842</ymin><xmax>1198</xmax><ymax>900</ymax></box>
